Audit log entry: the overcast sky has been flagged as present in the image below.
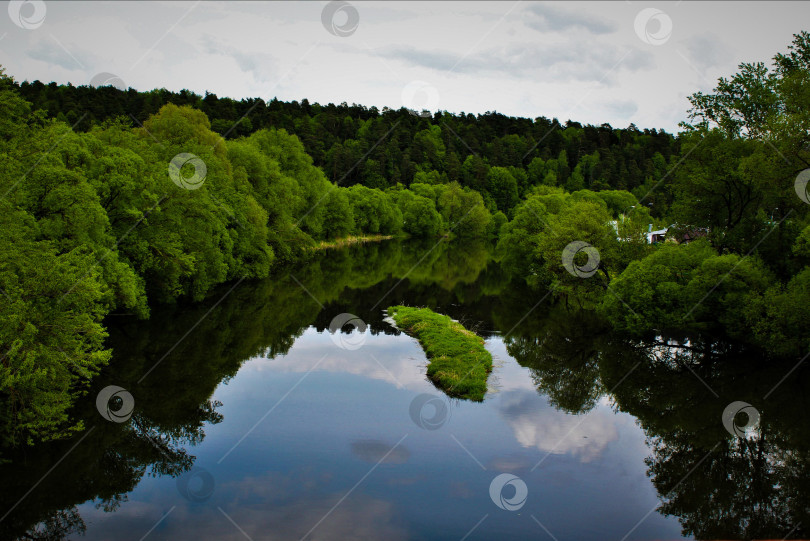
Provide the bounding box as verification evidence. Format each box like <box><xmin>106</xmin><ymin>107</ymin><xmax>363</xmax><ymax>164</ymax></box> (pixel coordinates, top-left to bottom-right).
<box><xmin>1</xmin><ymin>1</ymin><xmax>808</xmax><ymax>132</ymax></box>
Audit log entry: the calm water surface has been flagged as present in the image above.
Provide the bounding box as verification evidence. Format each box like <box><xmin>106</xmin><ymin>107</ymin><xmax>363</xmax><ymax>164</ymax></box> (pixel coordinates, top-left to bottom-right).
<box><xmin>2</xmin><ymin>240</ymin><xmax>807</xmax><ymax>540</ymax></box>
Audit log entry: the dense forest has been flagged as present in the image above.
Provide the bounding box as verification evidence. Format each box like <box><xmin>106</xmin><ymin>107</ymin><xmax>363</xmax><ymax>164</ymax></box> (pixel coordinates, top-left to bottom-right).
<box><xmin>1</xmin><ymin>31</ymin><xmax>809</xmax><ymax>455</ymax></box>
<box><xmin>15</xmin><ymin>74</ymin><xmax>680</xmax><ymax>211</ymax></box>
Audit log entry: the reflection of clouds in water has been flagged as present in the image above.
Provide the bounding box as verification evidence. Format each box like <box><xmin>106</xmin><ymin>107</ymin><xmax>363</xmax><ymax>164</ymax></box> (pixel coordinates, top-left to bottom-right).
<box><xmin>80</xmin><ymin>499</ymin><xmax>153</xmax><ymax>521</ymax></box>
<box><xmin>225</xmin><ymin>469</ymin><xmax>334</xmax><ymax>503</ymax></box>
<box><xmin>79</xmin><ymin>469</ymin><xmax>409</xmax><ymax>540</ymax></box>
<box><xmin>386</xmin><ymin>475</ymin><xmax>424</xmax><ymax>487</ymax></box>
<box><xmin>246</xmin><ymin>328</ymin><xmax>432</xmax><ymax>390</ymax></box>
<box><xmin>351</xmin><ymin>439</ymin><xmax>411</xmax><ymax>464</ymax></box>
<box><xmin>498</xmin><ymin>390</ymin><xmax>619</xmax><ymax>463</ymax></box>
<box><xmin>244</xmin><ymin>330</ymin><xmax>545</xmax><ymax>399</ymax></box>
<box><xmin>136</xmin><ymin>470</ymin><xmax>407</xmax><ymax>541</ymax></box>
<box><xmin>448</xmin><ymin>480</ymin><xmax>476</xmax><ymax>499</ymax></box>
<box><xmin>488</xmin><ymin>455</ymin><xmax>535</xmax><ymax>472</ymax></box>
<box><xmin>185</xmin><ymin>496</ymin><xmax>406</xmax><ymax>540</ymax></box>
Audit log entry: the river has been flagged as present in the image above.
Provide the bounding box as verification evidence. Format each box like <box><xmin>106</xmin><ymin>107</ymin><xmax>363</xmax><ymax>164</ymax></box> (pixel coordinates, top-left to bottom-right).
<box><xmin>1</xmin><ymin>239</ymin><xmax>806</xmax><ymax>540</ymax></box>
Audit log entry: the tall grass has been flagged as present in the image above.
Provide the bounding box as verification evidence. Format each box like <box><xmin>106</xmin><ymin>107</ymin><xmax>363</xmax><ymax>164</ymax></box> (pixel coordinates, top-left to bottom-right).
<box><xmin>312</xmin><ymin>235</ymin><xmax>393</xmax><ymax>251</ymax></box>
<box><xmin>388</xmin><ymin>306</ymin><xmax>492</xmax><ymax>401</ymax></box>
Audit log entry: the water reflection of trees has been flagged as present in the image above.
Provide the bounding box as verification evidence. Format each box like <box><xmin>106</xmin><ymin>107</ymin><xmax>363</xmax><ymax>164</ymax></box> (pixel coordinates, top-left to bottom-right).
<box><xmin>504</xmin><ymin>307</ymin><xmax>607</xmax><ymax>414</ymax></box>
<box><xmin>504</xmin><ymin>311</ymin><xmax>810</xmax><ymax>539</ymax></box>
<box><xmin>621</xmin><ymin>342</ymin><xmax>810</xmax><ymax>540</ymax></box>
<box><xmin>0</xmin><ymin>239</ymin><xmax>498</xmax><ymax>540</ymax></box>
<box><xmin>380</xmin><ymin>257</ymin><xmax>807</xmax><ymax>537</ymax></box>
<box><xmin>5</xmin><ymin>238</ymin><xmax>808</xmax><ymax>540</ymax></box>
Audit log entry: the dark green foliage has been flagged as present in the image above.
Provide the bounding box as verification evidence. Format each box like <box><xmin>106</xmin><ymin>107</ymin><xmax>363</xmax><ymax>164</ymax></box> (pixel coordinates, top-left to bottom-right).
<box><xmin>14</xmin><ymin>75</ymin><xmax>681</xmax><ymax>212</ymax></box>
<box><xmin>600</xmin><ymin>240</ymin><xmax>773</xmax><ymax>337</ymax></box>
<box><xmin>486</xmin><ymin>166</ymin><xmax>520</xmax><ymax>213</ymax></box>
<box><xmin>498</xmin><ymin>189</ymin><xmax>627</xmax><ymax>300</ymax></box>
<box><xmin>435</xmin><ymin>182</ymin><xmax>493</xmax><ymax>237</ymax></box>
<box><xmin>0</xmin><ymin>72</ymin><xmax>454</xmax><ymax>449</ymax></box>
<box><xmin>391</xmin><ymin>188</ymin><xmax>443</xmax><ymax>237</ymax></box>
<box><xmin>388</xmin><ymin>306</ymin><xmax>492</xmax><ymax>401</ymax></box>
<box><xmin>488</xmin><ymin>210</ymin><xmax>508</xmax><ymax>239</ymax></box>
<box><xmin>745</xmin><ymin>267</ymin><xmax>810</xmax><ymax>357</ymax></box>
<box><xmin>0</xmin><ymin>203</ymin><xmax>111</xmax><ymax>446</ymax></box>
<box><xmin>347</xmin><ymin>184</ymin><xmax>403</xmax><ymax>235</ymax></box>
<box><xmin>500</xmin><ymin>33</ymin><xmax>810</xmax><ymax>356</ymax></box>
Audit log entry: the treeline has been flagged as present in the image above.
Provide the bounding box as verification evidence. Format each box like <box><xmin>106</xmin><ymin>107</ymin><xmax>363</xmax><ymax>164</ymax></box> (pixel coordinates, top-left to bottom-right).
<box><xmin>14</xmin><ymin>76</ymin><xmax>680</xmax><ymax>216</ymax></box>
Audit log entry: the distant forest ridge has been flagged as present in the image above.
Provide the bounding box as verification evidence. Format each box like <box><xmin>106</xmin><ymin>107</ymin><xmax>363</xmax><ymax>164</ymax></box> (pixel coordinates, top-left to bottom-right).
<box><xmin>13</xmin><ymin>79</ymin><xmax>680</xmax><ymax>213</ymax></box>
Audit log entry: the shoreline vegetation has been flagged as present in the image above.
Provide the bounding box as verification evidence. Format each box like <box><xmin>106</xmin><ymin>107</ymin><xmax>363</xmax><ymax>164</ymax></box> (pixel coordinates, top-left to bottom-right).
<box><xmin>388</xmin><ymin>306</ymin><xmax>492</xmax><ymax>401</ymax></box>
<box><xmin>312</xmin><ymin>234</ymin><xmax>394</xmax><ymax>251</ymax></box>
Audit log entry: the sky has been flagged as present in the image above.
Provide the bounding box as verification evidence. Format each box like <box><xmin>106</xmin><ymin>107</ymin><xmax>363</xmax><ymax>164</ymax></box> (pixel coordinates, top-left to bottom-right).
<box><xmin>1</xmin><ymin>1</ymin><xmax>808</xmax><ymax>132</ymax></box>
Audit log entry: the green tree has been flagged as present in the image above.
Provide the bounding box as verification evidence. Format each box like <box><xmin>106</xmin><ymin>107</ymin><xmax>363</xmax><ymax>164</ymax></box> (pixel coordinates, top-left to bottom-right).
<box><xmin>534</xmin><ymin>200</ymin><xmax>617</xmax><ymax>305</ymax></box>
<box><xmin>347</xmin><ymin>185</ymin><xmax>403</xmax><ymax>235</ymax></box>
<box><xmin>435</xmin><ymin>182</ymin><xmax>492</xmax><ymax>238</ymax></box>
<box><xmin>746</xmin><ymin>267</ymin><xmax>810</xmax><ymax>357</ymax></box>
<box><xmin>393</xmin><ymin>189</ymin><xmax>442</xmax><ymax>237</ymax></box>
<box><xmin>461</xmin><ymin>154</ymin><xmax>489</xmax><ymax>192</ymax></box>
<box><xmin>321</xmin><ymin>188</ymin><xmax>355</xmax><ymax>239</ymax></box>
<box><xmin>486</xmin><ymin>166</ymin><xmax>519</xmax><ymax>213</ymax></box>
<box><xmin>0</xmin><ymin>204</ymin><xmax>111</xmax><ymax>447</ymax></box>
<box><xmin>601</xmin><ymin>240</ymin><xmax>773</xmax><ymax>338</ymax></box>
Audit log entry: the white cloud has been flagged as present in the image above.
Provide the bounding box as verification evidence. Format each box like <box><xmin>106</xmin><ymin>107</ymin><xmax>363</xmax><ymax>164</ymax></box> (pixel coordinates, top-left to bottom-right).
<box><xmin>351</xmin><ymin>439</ymin><xmax>412</xmax><ymax>464</ymax></box>
<box><xmin>601</xmin><ymin>98</ymin><xmax>639</xmax><ymax>118</ymax></box>
<box><xmin>201</xmin><ymin>34</ymin><xmax>279</xmax><ymax>83</ymax></box>
<box><xmin>26</xmin><ymin>39</ymin><xmax>90</xmax><ymax>71</ymax></box>
<box><xmin>498</xmin><ymin>390</ymin><xmax>619</xmax><ymax>462</ymax></box>
<box><xmin>524</xmin><ymin>4</ymin><xmax>618</xmax><ymax>35</ymax></box>
<box><xmin>682</xmin><ymin>32</ymin><xmax>734</xmax><ymax>71</ymax></box>
<box><xmin>246</xmin><ymin>328</ymin><xmax>432</xmax><ymax>391</ymax></box>
<box><xmin>376</xmin><ymin>42</ymin><xmax>653</xmax><ymax>83</ymax></box>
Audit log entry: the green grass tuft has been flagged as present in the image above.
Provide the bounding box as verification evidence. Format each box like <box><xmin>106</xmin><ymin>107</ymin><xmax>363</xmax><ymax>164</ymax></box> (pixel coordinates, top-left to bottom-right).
<box><xmin>388</xmin><ymin>305</ymin><xmax>492</xmax><ymax>401</ymax></box>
